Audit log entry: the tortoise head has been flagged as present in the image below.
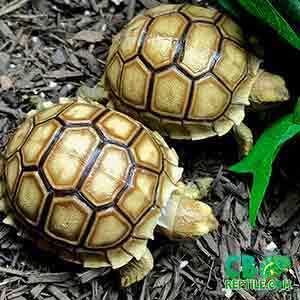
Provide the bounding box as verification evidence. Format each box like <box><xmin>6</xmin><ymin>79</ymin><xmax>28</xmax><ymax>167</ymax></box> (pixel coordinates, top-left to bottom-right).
<box><xmin>158</xmin><ymin>187</ymin><xmax>219</xmax><ymax>240</ymax></box>
<box><xmin>249</xmin><ymin>70</ymin><xmax>289</xmax><ymax>106</ymax></box>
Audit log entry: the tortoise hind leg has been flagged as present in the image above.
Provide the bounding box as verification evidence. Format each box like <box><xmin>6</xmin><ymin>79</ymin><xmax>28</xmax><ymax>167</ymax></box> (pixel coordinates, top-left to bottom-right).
<box><xmin>118</xmin><ymin>248</ymin><xmax>153</xmax><ymax>287</ymax></box>
<box><xmin>232</xmin><ymin>122</ymin><xmax>253</xmax><ymax>156</ymax></box>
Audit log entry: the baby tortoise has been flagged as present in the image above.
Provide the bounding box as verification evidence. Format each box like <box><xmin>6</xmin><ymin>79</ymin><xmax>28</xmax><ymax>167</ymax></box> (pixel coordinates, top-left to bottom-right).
<box><xmin>0</xmin><ymin>99</ymin><xmax>218</xmax><ymax>287</ymax></box>
<box><xmin>105</xmin><ymin>4</ymin><xmax>289</xmax><ymax>154</ymax></box>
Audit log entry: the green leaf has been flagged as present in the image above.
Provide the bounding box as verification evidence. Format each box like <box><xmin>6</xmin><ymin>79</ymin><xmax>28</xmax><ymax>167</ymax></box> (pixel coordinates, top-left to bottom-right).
<box><xmin>217</xmin><ymin>0</ymin><xmax>300</xmax><ymax>49</ymax></box>
<box><xmin>272</xmin><ymin>0</ymin><xmax>300</xmax><ymax>34</ymax></box>
<box><xmin>229</xmin><ymin>99</ymin><xmax>300</xmax><ymax>227</ymax></box>
<box><xmin>237</xmin><ymin>0</ymin><xmax>300</xmax><ymax>48</ymax></box>
<box><xmin>293</xmin><ymin>98</ymin><xmax>300</xmax><ymax>124</ymax></box>
<box><xmin>216</xmin><ymin>0</ymin><xmax>245</xmax><ymax>19</ymax></box>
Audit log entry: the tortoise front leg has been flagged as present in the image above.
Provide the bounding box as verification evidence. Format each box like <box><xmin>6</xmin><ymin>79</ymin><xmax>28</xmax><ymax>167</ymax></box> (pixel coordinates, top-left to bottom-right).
<box><xmin>232</xmin><ymin>122</ymin><xmax>254</xmax><ymax>156</ymax></box>
<box><xmin>118</xmin><ymin>248</ymin><xmax>153</xmax><ymax>288</ymax></box>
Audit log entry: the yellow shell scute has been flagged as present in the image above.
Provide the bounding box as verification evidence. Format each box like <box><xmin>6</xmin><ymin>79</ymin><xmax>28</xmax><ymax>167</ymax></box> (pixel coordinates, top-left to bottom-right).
<box><xmin>81</xmin><ymin>144</ymin><xmax>130</xmax><ymax>206</ymax></box>
<box><xmin>121</xmin><ymin>58</ymin><xmax>151</xmax><ymax>110</ymax></box>
<box><xmin>81</xmin><ymin>252</ymin><xmax>111</xmax><ymax>268</ymax></box>
<box><xmin>118</xmin><ymin>168</ymin><xmax>158</xmax><ymax>223</ymax></box>
<box><xmin>119</xmin><ymin>15</ymin><xmax>151</xmax><ymax>61</ymax></box>
<box><xmin>5</xmin><ymin>152</ymin><xmax>21</xmax><ymax>195</ymax></box>
<box><xmin>151</xmin><ymin>131</ymin><xmax>169</xmax><ymax>148</ymax></box>
<box><xmin>151</xmin><ymin>68</ymin><xmax>191</xmax><ymax>118</ymax></box>
<box><xmin>164</xmin><ymin>160</ymin><xmax>183</xmax><ymax>185</ymax></box>
<box><xmin>180</xmin><ymin>4</ymin><xmax>221</xmax><ymax>22</ymax></box>
<box><xmin>232</xmin><ymin>54</ymin><xmax>262</xmax><ymax>106</ymax></box>
<box><xmin>86</xmin><ymin>208</ymin><xmax>132</xmax><ymax>248</ymax></box>
<box><xmin>43</xmin><ymin>127</ymin><xmax>100</xmax><ymax>189</ymax></box>
<box><xmin>156</xmin><ymin>172</ymin><xmax>178</xmax><ymax>208</ymax></box>
<box><xmin>106</xmin><ymin>54</ymin><xmax>123</xmax><ymax>95</ymax></box>
<box><xmin>217</xmin><ymin>15</ymin><xmax>245</xmax><ymax>45</ymax></box>
<box><xmin>188</xmin><ymin>76</ymin><xmax>231</xmax><ymax>120</ymax></box>
<box><xmin>179</xmin><ymin>23</ymin><xmax>221</xmax><ymax>77</ymax></box>
<box><xmin>96</xmin><ymin>111</ymin><xmax>141</xmax><ymax>145</ymax></box>
<box><xmin>141</xmin><ymin>13</ymin><xmax>188</xmax><ymax>69</ymax></box>
<box><xmin>133</xmin><ymin>168</ymin><xmax>158</xmax><ymax>203</ymax></box>
<box><xmin>118</xmin><ymin>186</ymin><xmax>149</xmax><ymax>223</ymax></box>
<box><xmin>59</xmin><ymin>102</ymin><xmax>105</xmax><ymax>123</ymax></box>
<box><xmin>35</xmin><ymin>103</ymin><xmax>70</xmax><ymax>124</ymax></box>
<box><xmin>213</xmin><ymin>39</ymin><xmax>248</xmax><ymax>91</ymax></box>
<box><xmin>183</xmin><ymin>121</ymin><xmax>216</xmax><ymax>140</ymax></box>
<box><xmin>131</xmin><ymin>130</ymin><xmax>163</xmax><ymax>173</ymax></box>
<box><xmin>122</xmin><ymin>237</ymin><xmax>147</xmax><ymax>260</ymax></box>
<box><xmin>45</xmin><ymin>195</ymin><xmax>92</xmax><ymax>245</ymax></box>
<box><xmin>16</xmin><ymin>172</ymin><xmax>47</xmax><ymax>225</ymax></box>
<box><xmin>6</xmin><ymin>118</ymin><xmax>33</xmax><ymax>158</ymax></box>
<box><xmin>21</xmin><ymin>119</ymin><xmax>60</xmax><ymax>166</ymax></box>
<box><xmin>161</xmin><ymin>119</ymin><xmax>190</xmax><ymax>139</ymax></box>
<box><xmin>107</xmin><ymin>32</ymin><xmax>121</xmax><ymax>64</ymax></box>
<box><xmin>164</xmin><ymin>148</ymin><xmax>179</xmax><ymax>165</ymax></box>
<box><xmin>133</xmin><ymin>207</ymin><xmax>161</xmax><ymax>239</ymax></box>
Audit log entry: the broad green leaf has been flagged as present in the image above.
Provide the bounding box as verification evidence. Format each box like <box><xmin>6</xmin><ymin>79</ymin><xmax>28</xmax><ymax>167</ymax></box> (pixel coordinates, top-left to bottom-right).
<box><xmin>294</xmin><ymin>96</ymin><xmax>300</xmax><ymax>124</ymax></box>
<box><xmin>229</xmin><ymin>99</ymin><xmax>300</xmax><ymax>227</ymax></box>
<box><xmin>237</xmin><ymin>0</ymin><xmax>300</xmax><ymax>49</ymax></box>
<box><xmin>216</xmin><ymin>0</ymin><xmax>244</xmax><ymax>19</ymax></box>
<box><xmin>272</xmin><ymin>0</ymin><xmax>300</xmax><ymax>34</ymax></box>
<box><xmin>217</xmin><ymin>0</ymin><xmax>300</xmax><ymax>49</ymax></box>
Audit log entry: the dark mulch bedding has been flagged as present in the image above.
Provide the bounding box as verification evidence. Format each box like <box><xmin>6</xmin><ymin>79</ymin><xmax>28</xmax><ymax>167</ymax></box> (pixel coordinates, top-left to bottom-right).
<box><xmin>1</xmin><ymin>0</ymin><xmax>300</xmax><ymax>299</ymax></box>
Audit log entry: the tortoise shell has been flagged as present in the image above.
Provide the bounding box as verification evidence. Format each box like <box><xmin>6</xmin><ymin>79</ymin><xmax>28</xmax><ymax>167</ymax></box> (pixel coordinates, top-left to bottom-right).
<box><xmin>105</xmin><ymin>4</ymin><xmax>261</xmax><ymax>140</ymax></box>
<box><xmin>2</xmin><ymin>101</ymin><xmax>182</xmax><ymax>269</ymax></box>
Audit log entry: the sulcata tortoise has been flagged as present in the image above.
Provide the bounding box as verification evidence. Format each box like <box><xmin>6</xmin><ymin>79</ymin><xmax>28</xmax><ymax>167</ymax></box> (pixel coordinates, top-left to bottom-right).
<box><xmin>0</xmin><ymin>99</ymin><xmax>218</xmax><ymax>287</ymax></box>
<box><xmin>104</xmin><ymin>4</ymin><xmax>289</xmax><ymax>154</ymax></box>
